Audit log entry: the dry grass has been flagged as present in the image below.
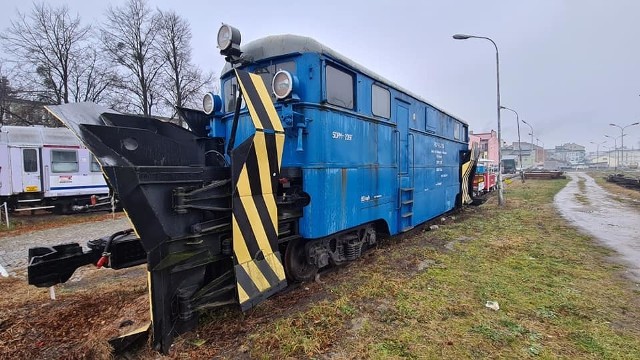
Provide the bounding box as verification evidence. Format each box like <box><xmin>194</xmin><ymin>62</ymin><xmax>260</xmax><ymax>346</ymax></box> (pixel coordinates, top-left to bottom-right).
<box><xmin>241</xmin><ymin>180</ymin><xmax>640</xmax><ymax>359</ymax></box>
<box><xmin>0</xmin><ymin>266</ymin><xmax>147</xmax><ymax>359</ymax></box>
<box><xmin>589</xmin><ymin>171</ymin><xmax>640</xmax><ymax>210</ymax></box>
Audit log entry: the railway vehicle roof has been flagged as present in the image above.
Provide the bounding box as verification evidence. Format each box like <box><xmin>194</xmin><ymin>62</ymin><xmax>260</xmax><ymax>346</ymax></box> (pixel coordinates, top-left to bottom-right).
<box><xmin>0</xmin><ymin>125</ymin><xmax>80</xmax><ymax>147</ymax></box>
<box><xmin>222</xmin><ymin>34</ymin><xmax>468</xmax><ymax>125</ymax></box>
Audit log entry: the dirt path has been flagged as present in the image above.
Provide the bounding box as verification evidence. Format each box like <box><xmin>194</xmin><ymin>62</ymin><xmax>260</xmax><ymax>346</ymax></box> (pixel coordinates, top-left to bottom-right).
<box><xmin>0</xmin><ymin>216</ymin><xmax>131</xmax><ymax>275</ymax></box>
<box><xmin>555</xmin><ymin>172</ymin><xmax>640</xmax><ymax>282</ymax></box>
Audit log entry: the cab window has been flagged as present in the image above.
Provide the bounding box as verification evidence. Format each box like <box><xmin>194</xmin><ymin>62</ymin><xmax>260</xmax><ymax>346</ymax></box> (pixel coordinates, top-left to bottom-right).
<box><xmin>253</xmin><ymin>61</ymin><xmax>296</xmax><ymax>101</ymax></box>
<box><xmin>326</xmin><ymin>65</ymin><xmax>354</xmax><ymax>109</ymax></box>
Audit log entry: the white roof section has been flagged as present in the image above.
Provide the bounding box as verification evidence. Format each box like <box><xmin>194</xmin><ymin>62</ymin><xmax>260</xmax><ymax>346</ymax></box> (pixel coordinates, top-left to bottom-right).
<box><xmin>222</xmin><ymin>34</ymin><xmax>468</xmax><ymax>125</ymax></box>
<box><xmin>0</xmin><ymin>125</ymin><xmax>80</xmax><ymax>147</ymax></box>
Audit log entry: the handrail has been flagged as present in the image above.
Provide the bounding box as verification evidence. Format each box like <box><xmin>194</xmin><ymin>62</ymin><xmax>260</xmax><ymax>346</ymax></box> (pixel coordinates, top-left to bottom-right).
<box><xmin>394</xmin><ymin>129</ymin><xmax>400</xmax><ymax>209</ymax></box>
<box><xmin>43</xmin><ymin>165</ymin><xmax>50</xmax><ymax>193</ymax></box>
<box><xmin>408</xmin><ymin>132</ymin><xmax>415</xmax><ymax>189</ymax></box>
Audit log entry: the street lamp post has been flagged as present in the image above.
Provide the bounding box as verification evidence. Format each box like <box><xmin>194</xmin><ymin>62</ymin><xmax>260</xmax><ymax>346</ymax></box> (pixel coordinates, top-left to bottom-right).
<box><xmin>604</xmin><ymin>134</ymin><xmax>625</xmax><ymax>171</ymax></box>
<box><xmin>590</xmin><ymin>140</ymin><xmax>606</xmax><ymax>169</ymax></box>
<box><xmin>602</xmin><ymin>145</ymin><xmax>612</xmax><ymax>167</ymax></box>
<box><xmin>500</xmin><ymin>106</ymin><xmax>524</xmax><ymax>182</ymax></box>
<box><xmin>609</xmin><ymin>122</ymin><xmax>640</xmax><ymax>166</ymax></box>
<box><xmin>521</xmin><ymin>119</ymin><xmax>534</xmax><ymax>165</ymax></box>
<box><xmin>453</xmin><ymin>33</ymin><xmax>504</xmax><ymax>206</ymax></box>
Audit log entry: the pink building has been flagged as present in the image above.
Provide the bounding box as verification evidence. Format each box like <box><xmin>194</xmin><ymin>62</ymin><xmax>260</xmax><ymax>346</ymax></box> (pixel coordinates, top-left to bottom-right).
<box><xmin>468</xmin><ymin>130</ymin><xmax>499</xmax><ymax>162</ymax></box>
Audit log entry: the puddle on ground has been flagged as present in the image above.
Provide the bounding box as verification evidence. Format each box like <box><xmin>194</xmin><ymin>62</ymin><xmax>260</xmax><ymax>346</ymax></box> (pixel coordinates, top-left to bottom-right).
<box><xmin>555</xmin><ymin>172</ymin><xmax>640</xmax><ymax>283</ymax></box>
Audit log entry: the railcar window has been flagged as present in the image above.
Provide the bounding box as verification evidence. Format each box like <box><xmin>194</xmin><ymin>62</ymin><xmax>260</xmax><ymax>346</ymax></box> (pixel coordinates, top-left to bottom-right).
<box><xmin>51</xmin><ymin>150</ymin><xmax>78</xmax><ymax>173</ymax></box>
<box><xmin>372</xmin><ymin>84</ymin><xmax>390</xmax><ymax>118</ymax></box>
<box><xmin>454</xmin><ymin>122</ymin><xmax>461</xmax><ymax>140</ymax></box>
<box><xmin>90</xmin><ymin>156</ymin><xmax>101</xmax><ymax>172</ymax></box>
<box><xmin>326</xmin><ymin>65</ymin><xmax>354</xmax><ymax>109</ymax></box>
<box><xmin>23</xmin><ymin>148</ymin><xmax>37</xmax><ymax>172</ymax></box>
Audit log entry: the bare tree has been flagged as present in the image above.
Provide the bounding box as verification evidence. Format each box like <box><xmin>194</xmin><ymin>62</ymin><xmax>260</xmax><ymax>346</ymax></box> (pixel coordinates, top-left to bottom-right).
<box><xmin>101</xmin><ymin>0</ymin><xmax>164</xmax><ymax>116</ymax></box>
<box><xmin>0</xmin><ymin>2</ymin><xmax>90</xmax><ymax>104</ymax></box>
<box><xmin>156</xmin><ymin>10</ymin><xmax>213</xmax><ymax>119</ymax></box>
<box><xmin>0</xmin><ymin>63</ymin><xmax>16</xmax><ymax>125</ymax></box>
<box><xmin>69</xmin><ymin>46</ymin><xmax>119</xmax><ymax>103</ymax></box>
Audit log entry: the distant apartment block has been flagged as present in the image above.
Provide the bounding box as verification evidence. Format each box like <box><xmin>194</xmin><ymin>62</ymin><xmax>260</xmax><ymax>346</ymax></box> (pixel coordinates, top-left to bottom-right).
<box><xmin>547</xmin><ymin>143</ymin><xmax>585</xmax><ymax>165</ymax></box>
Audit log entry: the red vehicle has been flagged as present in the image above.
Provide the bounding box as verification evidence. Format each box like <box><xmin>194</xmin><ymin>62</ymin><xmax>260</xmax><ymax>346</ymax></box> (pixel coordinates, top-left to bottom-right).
<box><xmin>473</xmin><ymin>159</ymin><xmax>497</xmax><ymax>196</ymax></box>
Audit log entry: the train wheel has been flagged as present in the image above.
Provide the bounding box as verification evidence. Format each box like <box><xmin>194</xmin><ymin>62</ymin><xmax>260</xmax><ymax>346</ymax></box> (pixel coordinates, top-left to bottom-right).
<box><xmin>284</xmin><ymin>238</ymin><xmax>318</xmax><ymax>282</ymax></box>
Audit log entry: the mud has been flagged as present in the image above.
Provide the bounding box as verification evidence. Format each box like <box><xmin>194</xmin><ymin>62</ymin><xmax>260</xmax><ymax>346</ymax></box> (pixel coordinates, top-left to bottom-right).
<box><xmin>555</xmin><ymin>172</ymin><xmax>640</xmax><ymax>282</ymax></box>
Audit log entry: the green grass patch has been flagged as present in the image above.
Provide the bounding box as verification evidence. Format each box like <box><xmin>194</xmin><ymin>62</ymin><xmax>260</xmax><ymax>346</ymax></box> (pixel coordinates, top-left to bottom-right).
<box><xmin>239</xmin><ymin>179</ymin><xmax>640</xmax><ymax>359</ymax></box>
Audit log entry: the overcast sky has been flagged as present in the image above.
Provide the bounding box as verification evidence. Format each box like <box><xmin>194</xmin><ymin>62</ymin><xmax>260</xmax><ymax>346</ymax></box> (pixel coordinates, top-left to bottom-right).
<box><xmin>2</xmin><ymin>0</ymin><xmax>639</xmax><ymax>151</ymax></box>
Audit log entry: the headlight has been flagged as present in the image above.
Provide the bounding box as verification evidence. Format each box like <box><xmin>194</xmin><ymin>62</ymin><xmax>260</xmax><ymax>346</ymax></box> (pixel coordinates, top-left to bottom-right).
<box><xmin>272</xmin><ymin>70</ymin><xmax>294</xmax><ymax>100</ymax></box>
<box><xmin>217</xmin><ymin>24</ymin><xmax>241</xmax><ymax>51</ymax></box>
<box><xmin>202</xmin><ymin>92</ymin><xmax>222</xmax><ymax>115</ymax></box>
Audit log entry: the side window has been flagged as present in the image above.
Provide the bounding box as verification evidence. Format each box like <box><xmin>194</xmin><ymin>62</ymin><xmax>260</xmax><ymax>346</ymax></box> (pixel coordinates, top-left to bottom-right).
<box><xmin>426</xmin><ymin>107</ymin><xmax>437</xmax><ymax>130</ymax></box>
<box><xmin>454</xmin><ymin>122</ymin><xmax>461</xmax><ymax>140</ymax></box>
<box><xmin>23</xmin><ymin>148</ymin><xmax>38</xmax><ymax>172</ymax></box>
<box><xmin>371</xmin><ymin>84</ymin><xmax>390</xmax><ymax>118</ymax></box>
<box><xmin>326</xmin><ymin>65</ymin><xmax>354</xmax><ymax>109</ymax></box>
<box><xmin>90</xmin><ymin>155</ymin><xmax>101</xmax><ymax>172</ymax></box>
<box><xmin>223</xmin><ymin>78</ymin><xmax>246</xmax><ymax>112</ymax></box>
<box><xmin>51</xmin><ymin>150</ymin><xmax>78</xmax><ymax>173</ymax></box>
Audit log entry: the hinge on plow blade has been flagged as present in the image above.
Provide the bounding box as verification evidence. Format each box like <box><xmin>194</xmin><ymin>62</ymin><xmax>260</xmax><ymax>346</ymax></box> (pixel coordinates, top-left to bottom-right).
<box><xmin>27</xmin><ymin>231</ymin><xmax>146</xmax><ymax>287</ymax></box>
<box><xmin>173</xmin><ymin>179</ymin><xmax>232</xmax><ymax>214</ymax></box>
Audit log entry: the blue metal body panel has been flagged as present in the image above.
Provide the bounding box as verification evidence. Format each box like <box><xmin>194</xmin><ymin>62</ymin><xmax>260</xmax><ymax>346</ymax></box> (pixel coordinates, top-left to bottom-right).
<box><xmin>212</xmin><ymin>44</ymin><xmax>469</xmax><ymax>239</ymax></box>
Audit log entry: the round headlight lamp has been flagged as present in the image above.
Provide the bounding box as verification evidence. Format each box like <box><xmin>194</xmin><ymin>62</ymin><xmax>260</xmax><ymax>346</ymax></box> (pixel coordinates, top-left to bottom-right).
<box><xmin>202</xmin><ymin>92</ymin><xmax>222</xmax><ymax>115</ymax></box>
<box><xmin>272</xmin><ymin>70</ymin><xmax>294</xmax><ymax>100</ymax></box>
<box><xmin>217</xmin><ymin>24</ymin><xmax>241</xmax><ymax>51</ymax></box>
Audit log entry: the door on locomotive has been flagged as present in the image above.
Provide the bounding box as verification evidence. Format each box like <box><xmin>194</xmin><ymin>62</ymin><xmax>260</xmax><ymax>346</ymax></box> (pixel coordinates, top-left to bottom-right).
<box><xmin>395</xmin><ymin>101</ymin><xmax>414</xmax><ymax>232</ymax></box>
<box><xmin>20</xmin><ymin>148</ymin><xmax>41</xmax><ymax>193</ymax></box>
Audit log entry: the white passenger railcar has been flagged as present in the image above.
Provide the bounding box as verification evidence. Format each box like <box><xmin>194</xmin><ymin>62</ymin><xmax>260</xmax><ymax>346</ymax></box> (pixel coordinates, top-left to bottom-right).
<box><xmin>0</xmin><ymin>125</ymin><xmax>110</xmax><ymax>213</ymax></box>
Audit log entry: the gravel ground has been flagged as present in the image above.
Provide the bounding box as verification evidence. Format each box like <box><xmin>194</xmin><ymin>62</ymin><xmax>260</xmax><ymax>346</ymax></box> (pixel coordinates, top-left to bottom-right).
<box><xmin>0</xmin><ymin>216</ymin><xmax>131</xmax><ymax>275</ymax></box>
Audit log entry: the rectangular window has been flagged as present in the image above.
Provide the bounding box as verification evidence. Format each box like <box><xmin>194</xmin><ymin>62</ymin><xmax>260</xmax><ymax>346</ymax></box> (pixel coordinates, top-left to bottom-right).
<box><xmin>51</xmin><ymin>150</ymin><xmax>78</xmax><ymax>173</ymax></box>
<box><xmin>454</xmin><ymin>122</ymin><xmax>461</xmax><ymax>140</ymax></box>
<box><xmin>23</xmin><ymin>148</ymin><xmax>38</xmax><ymax>172</ymax></box>
<box><xmin>326</xmin><ymin>65</ymin><xmax>354</xmax><ymax>109</ymax></box>
<box><xmin>426</xmin><ymin>107</ymin><xmax>437</xmax><ymax>129</ymax></box>
<box><xmin>223</xmin><ymin>78</ymin><xmax>238</xmax><ymax>113</ymax></box>
<box><xmin>371</xmin><ymin>84</ymin><xmax>390</xmax><ymax>118</ymax></box>
<box><xmin>90</xmin><ymin>155</ymin><xmax>101</xmax><ymax>172</ymax></box>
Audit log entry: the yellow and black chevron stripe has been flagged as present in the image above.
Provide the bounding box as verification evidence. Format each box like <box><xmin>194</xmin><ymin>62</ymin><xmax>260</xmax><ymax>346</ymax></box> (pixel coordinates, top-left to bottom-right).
<box><xmin>461</xmin><ymin>146</ymin><xmax>478</xmax><ymax>205</ymax></box>
<box><xmin>231</xmin><ymin>69</ymin><xmax>287</xmax><ymax>310</ymax></box>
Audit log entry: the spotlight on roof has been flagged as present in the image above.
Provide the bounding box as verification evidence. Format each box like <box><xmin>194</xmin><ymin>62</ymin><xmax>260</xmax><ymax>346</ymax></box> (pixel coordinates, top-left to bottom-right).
<box><xmin>217</xmin><ymin>24</ymin><xmax>242</xmax><ymax>61</ymax></box>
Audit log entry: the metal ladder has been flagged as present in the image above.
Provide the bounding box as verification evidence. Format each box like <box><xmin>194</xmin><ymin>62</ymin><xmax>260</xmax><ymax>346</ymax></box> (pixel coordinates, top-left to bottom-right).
<box><xmin>399</xmin><ymin>187</ymin><xmax>414</xmax><ymax>232</ymax></box>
